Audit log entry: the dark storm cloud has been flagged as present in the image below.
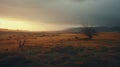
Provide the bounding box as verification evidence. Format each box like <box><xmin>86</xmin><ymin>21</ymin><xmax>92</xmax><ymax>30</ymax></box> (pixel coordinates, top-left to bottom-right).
<box><xmin>0</xmin><ymin>0</ymin><xmax>120</xmax><ymax>27</ymax></box>
<box><xmin>81</xmin><ymin>0</ymin><xmax>120</xmax><ymax>26</ymax></box>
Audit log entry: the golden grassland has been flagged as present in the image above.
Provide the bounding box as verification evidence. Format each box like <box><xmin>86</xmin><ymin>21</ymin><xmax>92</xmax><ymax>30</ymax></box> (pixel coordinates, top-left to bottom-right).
<box><xmin>0</xmin><ymin>32</ymin><xmax>120</xmax><ymax>67</ymax></box>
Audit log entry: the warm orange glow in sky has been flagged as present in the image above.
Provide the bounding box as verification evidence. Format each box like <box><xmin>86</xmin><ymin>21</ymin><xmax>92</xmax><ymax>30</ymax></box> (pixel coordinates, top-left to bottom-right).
<box><xmin>0</xmin><ymin>18</ymin><xmax>50</xmax><ymax>31</ymax></box>
<box><xmin>0</xmin><ymin>18</ymin><xmax>33</xmax><ymax>31</ymax></box>
<box><xmin>0</xmin><ymin>18</ymin><xmax>74</xmax><ymax>31</ymax></box>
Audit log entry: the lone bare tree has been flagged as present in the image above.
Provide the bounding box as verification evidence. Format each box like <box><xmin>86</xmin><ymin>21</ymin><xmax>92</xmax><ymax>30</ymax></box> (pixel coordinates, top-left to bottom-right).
<box><xmin>81</xmin><ymin>24</ymin><xmax>98</xmax><ymax>40</ymax></box>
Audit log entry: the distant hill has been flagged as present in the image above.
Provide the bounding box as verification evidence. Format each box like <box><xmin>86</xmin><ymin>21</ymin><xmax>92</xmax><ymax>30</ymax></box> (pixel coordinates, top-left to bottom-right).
<box><xmin>0</xmin><ymin>28</ymin><xmax>9</xmax><ymax>31</ymax></box>
<box><xmin>0</xmin><ymin>28</ymin><xmax>16</xmax><ymax>32</ymax></box>
<box><xmin>1</xmin><ymin>26</ymin><xmax>120</xmax><ymax>33</ymax></box>
<box><xmin>0</xmin><ymin>28</ymin><xmax>29</xmax><ymax>32</ymax></box>
<box><xmin>64</xmin><ymin>26</ymin><xmax>120</xmax><ymax>33</ymax></box>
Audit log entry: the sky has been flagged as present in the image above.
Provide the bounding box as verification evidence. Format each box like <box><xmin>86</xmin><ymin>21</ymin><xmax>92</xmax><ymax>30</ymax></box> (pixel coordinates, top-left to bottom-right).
<box><xmin>0</xmin><ymin>0</ymin><xmax>120</xmax><ymax>31</ymax></box>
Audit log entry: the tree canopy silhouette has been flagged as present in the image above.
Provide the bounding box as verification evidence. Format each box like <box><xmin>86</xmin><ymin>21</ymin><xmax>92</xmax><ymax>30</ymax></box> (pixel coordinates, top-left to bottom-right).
<box><xmin>81</xmin><ymin>24</ymin><xmax>98</xmax><ymax>40</ymax></box>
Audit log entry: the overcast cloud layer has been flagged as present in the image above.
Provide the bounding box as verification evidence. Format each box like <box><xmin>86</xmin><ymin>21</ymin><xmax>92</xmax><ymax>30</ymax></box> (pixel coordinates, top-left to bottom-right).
<box><xmin>0</xmin><ymin>0</ymin><xmax>120</xmax><ymax>27</ymax></box>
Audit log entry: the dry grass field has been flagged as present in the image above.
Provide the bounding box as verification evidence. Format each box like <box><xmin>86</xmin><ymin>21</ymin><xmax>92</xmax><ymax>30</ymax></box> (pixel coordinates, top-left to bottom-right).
<box><xmin>0</xmin><ymin>32</ymin><xmax>120</xmax><ymax>67</ymax></box>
